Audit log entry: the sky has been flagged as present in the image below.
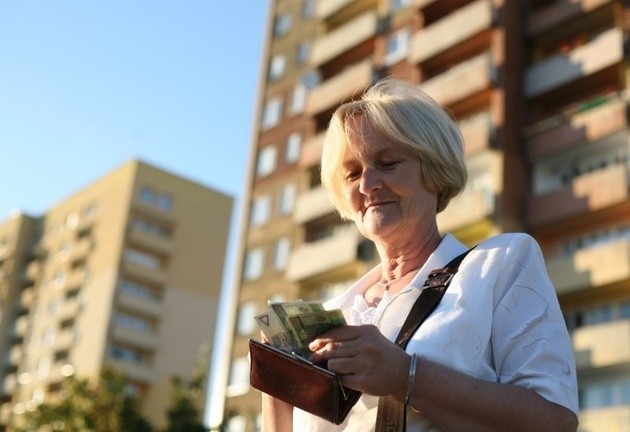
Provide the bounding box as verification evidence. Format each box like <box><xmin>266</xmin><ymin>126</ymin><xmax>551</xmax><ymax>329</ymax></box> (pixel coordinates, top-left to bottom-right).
<box><xmin>0</xmin><ymin>1</ymin><xmax>269</xmax><ymax>218</ymax></box>
<box><xmin>0</xmin><ymin>0</ymin><xmax>270</xmax><ymax>427</ymax></box>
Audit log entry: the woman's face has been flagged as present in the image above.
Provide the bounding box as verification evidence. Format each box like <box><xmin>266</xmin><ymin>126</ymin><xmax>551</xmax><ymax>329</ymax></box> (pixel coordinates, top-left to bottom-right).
<box><xmin>342</xmin><ymin>115</ymin><xmax>438</xmax><ymax>244</ymax></box>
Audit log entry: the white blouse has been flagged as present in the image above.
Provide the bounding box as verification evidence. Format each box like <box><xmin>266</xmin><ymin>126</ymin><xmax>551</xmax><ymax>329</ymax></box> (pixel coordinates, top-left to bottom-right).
<box><xmin>293</xmin><ymin>233</ymin><xmax>579</xmax><ymax>432</ymax></box>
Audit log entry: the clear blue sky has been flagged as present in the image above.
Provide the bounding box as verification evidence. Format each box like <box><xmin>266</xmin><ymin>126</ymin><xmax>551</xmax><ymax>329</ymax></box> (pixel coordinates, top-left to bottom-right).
<box><xmin>0</xmin><ymin>0</ymin><xmax>270</xmax><ymax>426</ymax></box>
<box><xmin>0</xmin><ymin>0</ymin><xmax>269</xmax><ymax>219</ymax></box>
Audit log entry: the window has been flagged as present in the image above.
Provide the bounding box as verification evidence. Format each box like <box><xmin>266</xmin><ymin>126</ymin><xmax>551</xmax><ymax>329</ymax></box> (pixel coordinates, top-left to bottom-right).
<box><xmin>256</xmin><ymin>146</ymin><xmax>278</xmax><ymax>178</ymax></box>
<box><xmin>108</xmin><ymin>344</ymin><xmax>144</xmax><ymax>364</ymax></box>
<box><xmin>288</xmin><ymin>84</ymin><xmax>306</xmax><ymax>116</ymax></box>
<box><xmin>269</xmin><ymin>54</ymin><xmax>286</xmax><ymax>81</ymax></box>
<box><xmin>390</xmin><ymin>0</ymin><xmax>412</xmax><ymax>11</ymax></box>
<box><xmin>274</xmin><ymin>12</ymin><xmax>292</xmax><ymax>37</ymax></box>
<box><xmin>130</xmin><ymin>218</ymin><xmax>170</xmax><ymax>238</ymax></box>
<box><xmin>301</xmin><ymin>0</ymin><xmax>315</xmax><ymax>19</ymax></box>
<box><xmin>285</xmin><ymin>133</ymin><xmax>302</xmax><ymax>164</ymax></box>
<box><xmin>115</xmin><ymin>312</ymin><xmax>152</xmax><ymax>333</ymax></box>
<box><xmin>278</xmin><ymin>183</ymin><xmax>296</xmax><ymax>216</ymax></box>
<box><xmin>244</xmin><ymin>248</ymin><xmax>264</xmax><ymax>281</ymax></box>
<box><xmin>237</xmin><ymin>301</ymin><xmax>258</xmax><ymax>335</ymax></box>
<box><xmin>273</xmin><ymin>237</ymin><xmax>291</xmax><ymax>270</ymax></box>
<box><xmin>261</xmin><ymin>97</ymin><xmax>283</xmax><ymax>130</ymax></box>
<box><xmin>119</xmin><ymin>280</ymin><xmax>161</xmax><ymax>302</ymax></box>
<box><xmin>250</xmin><ymin>195</ymin><xmax>272</xmax><ymax>227</ymax></box>
<box><xmin>227</xmin><ymin>356</ymin><xmax>250</xmax><ymax>396</ymax></box>
<box><xmin>296</xmin><ymin>41</ymin><xmax>311</xmax><ymax>65</ymax></box>
<box><xmin>384</xmin><ymin>28</ymin><xmax>410</xmax><ymax>66</ymax></box>
<box><xmin>124</xmin><ymin>248</ymin><xmax>161</xmax><ymax>269</ymax></box>
<box><xmin>138</xmin><ymin>186</ymin><xmax>173</xmax><ymax>212</ymax></box>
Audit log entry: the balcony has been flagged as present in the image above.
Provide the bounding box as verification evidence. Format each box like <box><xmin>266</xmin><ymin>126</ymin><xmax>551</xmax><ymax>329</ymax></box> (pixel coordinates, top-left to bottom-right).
<box><xmin>64</xmin><ymin>269</ymin><xmax>88</xmax><ymax>291</ymax></box>
<box><xmin>526</xmin><ymin>96</ymin><xmax>627</xmax><ymax>161</ymax></box>
<box><xmin>294</xmin><ymin>186</ymin><xmax>335</xmax><ymax>225</ymax></box>
<box><xmin>578</xmin><ymin>405</ymin><xmax>630</xmax><ymax>432</ymax></box>
<box><xmin>306</xmin><ymin>58</ymin><xmax>373</xmax><ymax>115</ymax></box>
<box><xmin>53</xmin><ymin>329</ymin><xmax>77</xmax><ymax>351</ymax></box>
<box><xmin>111</xmin><ymin>325</ymin><xmax>158</xmax><ymax>350</ymax></box>
<box><xmin>131</xmin><ymin>201</ymin><xmax>175</xmax><ymax>225</ymax></box>
<box><xmin>122</xmin><ymin>260</ymin><xmax>167</xmax><ymax>286</ymax></box>
<box><xmin>287</xmin><ymin>225</ymin><xmax>363</xmax><ymax>281</ymax></box>
<box><xmin>58</xmin><ymin>299</ymin><xmax>82</xmax><ymax>321</ymax></box>
<box><xmin>2</xmin><ymin>373</ymin><xmax>16</xmax><ymax>395</ymax></box>
<box><xmin>299</xmin><ymin>133</ymin><xmax>325</xmax><ymax>168</ymax></box>
<box><xmin>547</xmin><ymin>238</ymin><xmax>630</xmax><ymax>295</ymax></box>
<box><xmin>13</xmin><ymin>315</ymin><xmax>29</xmax><ymax>338</ymax></box>
<box><xmin>525</xmin><ymin>27</ymin><xmax>623</xmax><ymax>99</ymax></box>
<box><xmin>117</xmin><ymin>291</ymin><xmax>163</xmax><ymax>318</ymax></box>
<box><xmin>527</xmin><ymin>0</ymin><xmax>614</xmax><ymax>37</ymax></box>
<box><xmin>459</xmin><ymin>111</ymin><xmax>492</xmax><ymax>156</ymax></box>
<box><xmin>409</xmin><ymin>0</ymin><xmax>493</xmax><ymax>64</ymax></box>
<box><xmin>573</xmin><ymin>319</ymin><xmax>630</xmax><ymax>369</ymax></box>
<box><xmin>315</xmin><ymin>0</ymin><xmax>353</xmax><ymax>19</ymax></box>
<box><xmin>108</xmin><ymin>358</ymin><xmax>155</xmax><ymax>383</ymax></box>
<box><xmin>68</xmin><ymin>238</ymin><xmax>92</xmax><ymax>263</ymax></box>
<box><xmin>8</xmin><ymin>345</ymin><xmax>22</xmax><ymax>366</ymax></box>
<box><xmin>127</xmin><ymin>229</ymin><xmax>172</xmax><ymax>256</ymax></box>
<box><xmin>437</xmin><ymin>188</ymin><xmax>495</xmax><ymax>233</ymax></box>
<box><xmin>420</xmin><ymin>53</ymin><xmax>494</xmax><ymax>107</ymax></box>
<box><xmin>20</xmin><ymin>286</ymin><xmax>34</xmax><ymax>309</ymax></box>
<box><xmin>310</xmin><ymin>11</ymin><xmax>378</xmax><ymax>67</ymax></box>
<box><xmin>527</xmin><ymin>163</ymin><xmax>629</xmax><ymax>228</ymax></box>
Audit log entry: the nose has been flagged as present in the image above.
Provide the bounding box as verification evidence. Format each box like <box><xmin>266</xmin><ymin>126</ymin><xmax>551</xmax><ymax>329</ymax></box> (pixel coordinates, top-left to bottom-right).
<box><xmin>359</xmin><ymin>166</ymin><xmax>382</xmax><ymax>194</ymax></box>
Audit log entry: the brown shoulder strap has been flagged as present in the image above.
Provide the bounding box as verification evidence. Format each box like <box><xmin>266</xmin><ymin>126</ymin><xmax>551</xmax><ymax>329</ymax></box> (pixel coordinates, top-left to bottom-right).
<box><xmin>376</xmin><ymin>247</ymin><xmax>474</xmax><ymax>432</ymax></box>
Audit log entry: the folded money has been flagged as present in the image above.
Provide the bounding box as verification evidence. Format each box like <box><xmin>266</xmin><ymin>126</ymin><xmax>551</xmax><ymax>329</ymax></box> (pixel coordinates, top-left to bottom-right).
<box><xmin>255</xmin><ymin>300</ymin><xmax>346</xmax><ymax>357</ymax></box>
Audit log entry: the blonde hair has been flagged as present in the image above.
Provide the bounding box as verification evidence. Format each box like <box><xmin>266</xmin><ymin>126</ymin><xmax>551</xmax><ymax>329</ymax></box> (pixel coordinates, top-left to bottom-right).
<box><xmin>321</xmin><ymin>78</ymin><xmax>467</xmax><ymax>220</ymax></box>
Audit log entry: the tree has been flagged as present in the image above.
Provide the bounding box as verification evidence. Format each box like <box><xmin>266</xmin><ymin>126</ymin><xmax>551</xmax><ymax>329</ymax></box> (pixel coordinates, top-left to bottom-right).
<box><xmin>13</xmin><ymin>367</ymin><xmax>154</xmax><ymax>432</ymax></box>
<box><xmin>162</xmin><ymin>343</ymin><xmax>210</xmax><ymax>432</ymax></box>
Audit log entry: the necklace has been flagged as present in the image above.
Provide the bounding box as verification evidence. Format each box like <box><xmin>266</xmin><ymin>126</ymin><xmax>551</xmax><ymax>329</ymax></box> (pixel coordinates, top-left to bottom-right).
<box><xmin>375</xmin><ymin>268</ymin><xmax>419</xmax><ymax>291</ymax></box>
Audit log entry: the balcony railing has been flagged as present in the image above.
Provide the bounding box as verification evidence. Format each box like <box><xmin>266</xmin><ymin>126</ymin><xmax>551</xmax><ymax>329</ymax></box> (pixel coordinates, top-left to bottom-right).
<box><xmin>299</xmin><ymin>133</ymin><xmax>325</xmax><ymax>168</ymax></box>
<box><xmin>573</xmin><ymin>319</ymin><xmax>630</xmax><ymax>369</ymax></box>
<box><xmin>547</xmin><ymin>238</ymin><xmax>630</xmax><ymax>294</ymax></box>
<box><xmin>111</xmin><ymin>325</ymin><xmax>159</xmax><ymax>350</ymax></box>
<box><xmin>527</xmin><ymin>163</ymin><xmax>629</xmax><ymax>228</ymax></box>
<box><xmin>459</xmin><ymin>111</ymin><xmax>492</xmax><ymax>155</ymax></box>
<box><xmin>437</xmin><ymin>188</ymin><xmax>495</xmax><ymax>232</ymax></box>
<box><xmin>306</xmin><ymin>58</ymin><xmax>373</xmax><ymax>115</ymax></box>
<box><xmin>526</xmin><ymin>96</ymin><xmax>627</xmax><ymax>161</ymax></box>
<box><xmin>128</xmin><ymin>229</ymin><xmax>172</xmax><ymax>255</ymax></box>
<box><xmin>315</xmin><ymin>0</ymin><xmax>353</xmax><ymax>19</ymax></box>
<box><xmin>578</xmin><ymin>405</ymin><xmax>630</xmax><ymax>432</ymax></box>
<box><xmin>294</xmin><ymin>186</ymin><xmax>335</xmax><ymax>225</ymax></box>
<box><xmin>108</xmin><ymin>358</ymin><xmax>156</xmax><ymax>383</ymax></box>
<box><xmin>117</xmin><ymin>291</ymin><xmax>163</xmax><ymax>317</ymax></box>
<box><xmin>287</xmin><ymin>225</ymin><xmax>363</xmax><ymax>281</ymax></box>
<box><xmin>410</xmin><ymin>0</ymin><xmax>493</xmax><ymax>64</ymax></box>
<box><xmin>527</xmin><ymin>0</ymin><xmax>614</xmax><ymax>37</ymax></box>
<box><xmin>525</xmin><ymin>27</ymin><xmax>623</xmax><ymax>98</ymax></box>
<box><xmin>420</xmin><ymin>53</ymin><xmax>494</xmax><ymax>107</ymax></box>
<box><xmin>122</xmin><ymin>260</ymin><xmax>167</xmax><ymax>286</ymax></box>
<box><xmin>310</xmin><ymin>11</ymin><xmax>378</xmax><ymax>67</ymax></box>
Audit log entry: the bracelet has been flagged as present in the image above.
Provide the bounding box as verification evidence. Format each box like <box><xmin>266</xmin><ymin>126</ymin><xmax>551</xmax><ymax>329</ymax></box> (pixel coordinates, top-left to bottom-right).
<box><xmin>404</xmin><ymin>353</ymin><xmax>417</xmax><ymax>405</ymax></box>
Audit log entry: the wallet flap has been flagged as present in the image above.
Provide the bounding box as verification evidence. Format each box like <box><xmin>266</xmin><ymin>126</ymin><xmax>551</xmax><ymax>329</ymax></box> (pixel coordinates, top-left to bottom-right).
<box><xmin>249</xmin><ymin>338</ymin><xmax>360</xmax><ymax>424</ymax></box>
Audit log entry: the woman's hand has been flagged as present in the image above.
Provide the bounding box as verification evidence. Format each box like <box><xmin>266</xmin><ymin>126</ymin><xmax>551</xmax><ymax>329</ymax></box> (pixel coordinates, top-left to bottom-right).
<box><xmin>308</xmin><ymin>324</ymin><xmax>410</xmax><ymax>401</ymax></box>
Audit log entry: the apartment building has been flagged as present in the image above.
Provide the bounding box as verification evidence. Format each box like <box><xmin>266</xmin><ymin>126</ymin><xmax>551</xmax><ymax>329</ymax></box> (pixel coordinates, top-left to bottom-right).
<box><xmin>221</xmin><ymin>1</ymin><xmax>630</xmax><ymax>431</ymax></box>
<box><xmin>0</xmin><ymin>160</ymin><xmax>233</xmax><ymax>430</ymax></box>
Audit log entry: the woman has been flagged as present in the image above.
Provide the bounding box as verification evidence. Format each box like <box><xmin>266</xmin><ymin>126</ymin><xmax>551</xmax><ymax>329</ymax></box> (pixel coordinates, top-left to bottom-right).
<box><xmin>262</xmin><ymin>78</ymin><xmax>578</xmax><ymax>431</ymax></box>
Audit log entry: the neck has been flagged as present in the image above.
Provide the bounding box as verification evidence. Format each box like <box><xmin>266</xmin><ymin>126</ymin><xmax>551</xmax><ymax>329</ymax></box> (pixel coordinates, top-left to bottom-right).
<box><xmin>376</xmin><ymin>227</ymin><xmax>442</xmax><ymax>282</ymax></box>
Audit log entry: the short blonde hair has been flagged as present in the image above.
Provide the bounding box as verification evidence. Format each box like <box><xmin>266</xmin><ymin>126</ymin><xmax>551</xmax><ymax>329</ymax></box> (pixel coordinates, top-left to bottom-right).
<box><xmin>321</xmin><ymin>78</ymin><xmax>467</xmax><ymax>220</ymax></box>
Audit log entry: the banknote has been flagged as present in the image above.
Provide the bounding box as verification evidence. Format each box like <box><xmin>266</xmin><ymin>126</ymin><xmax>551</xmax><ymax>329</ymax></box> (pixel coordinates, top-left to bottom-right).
<box><xmin>255</xmin><ymin>300</ymin><xmax>346</xmax><ymax>356</ymax></box>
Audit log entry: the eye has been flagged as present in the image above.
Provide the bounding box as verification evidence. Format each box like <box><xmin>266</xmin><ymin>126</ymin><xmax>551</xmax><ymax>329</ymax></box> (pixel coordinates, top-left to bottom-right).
<box><xmin>380</xmin><ymin>160</ymin><xmax>400</xmax><ymax>169</ymax></box>
<box><xmin>344</xmin><ymin>169</ymin><xmax>360</xmax><ymax>181</ymax></box>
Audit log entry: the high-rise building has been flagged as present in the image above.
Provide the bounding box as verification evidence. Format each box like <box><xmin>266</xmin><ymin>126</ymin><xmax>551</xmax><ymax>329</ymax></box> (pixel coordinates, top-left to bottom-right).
<box><xmin>0</xmin><ymin>159</ymin><xmax>233</xmax><ymax>430</ymax></box>
<box><xmin>219</xmin><ymin>1</ymin><xmax>630</xmax><ymax>431</ymax></box>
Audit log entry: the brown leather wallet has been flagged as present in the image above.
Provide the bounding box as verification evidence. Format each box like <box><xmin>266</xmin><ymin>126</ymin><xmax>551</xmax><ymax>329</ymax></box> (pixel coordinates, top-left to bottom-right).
<box><xmin>249</xmin><ymin>338</ymin><xmax>361</xmax><ymax>425</ymax></box>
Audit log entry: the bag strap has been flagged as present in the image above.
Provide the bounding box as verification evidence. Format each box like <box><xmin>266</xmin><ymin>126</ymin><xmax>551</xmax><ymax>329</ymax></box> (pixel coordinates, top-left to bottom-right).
<box><xmin>375</xmin><ymin>247</ymin><xmax>474</xmax><ymax>432</ymax></box>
